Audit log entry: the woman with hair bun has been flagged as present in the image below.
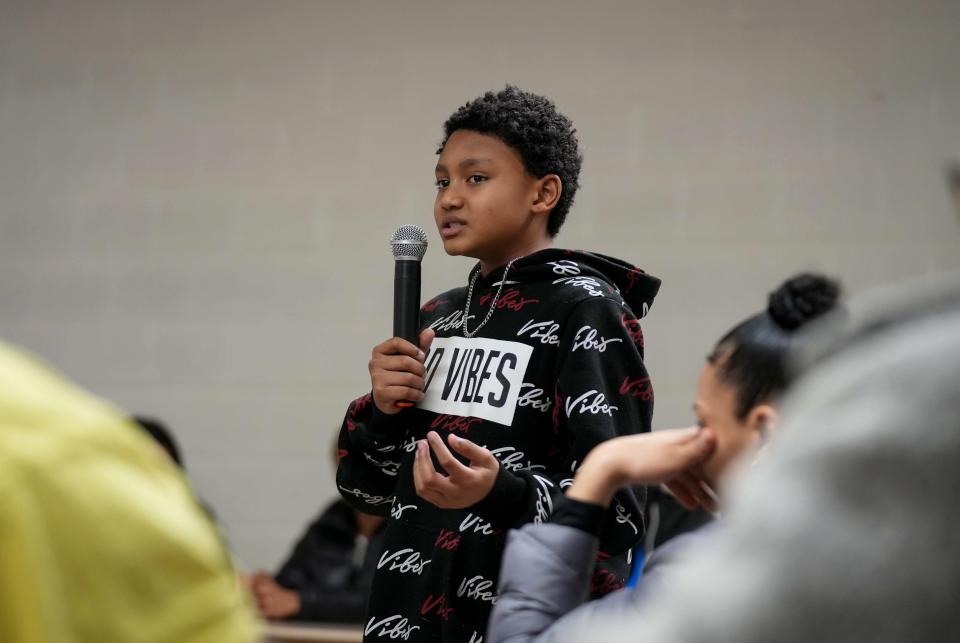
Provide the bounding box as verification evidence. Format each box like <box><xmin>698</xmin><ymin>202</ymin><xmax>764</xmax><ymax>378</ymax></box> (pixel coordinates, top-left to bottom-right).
<box><xmin>690</xmin><ymin>272</ymin><xmax>842</xmax><ymax>491</ymax></box>
<box><xmin>488</xmin><ymin>273</ymin><xmax>843</xmax><ymax>643</ymax></box>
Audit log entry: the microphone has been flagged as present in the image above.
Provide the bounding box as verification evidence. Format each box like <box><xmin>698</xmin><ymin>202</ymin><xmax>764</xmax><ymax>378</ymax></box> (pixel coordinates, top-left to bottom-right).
<box><xmin>390</xmin><ymin>225</ymin><xmax>428</xmax><ymax>409</ymax></box>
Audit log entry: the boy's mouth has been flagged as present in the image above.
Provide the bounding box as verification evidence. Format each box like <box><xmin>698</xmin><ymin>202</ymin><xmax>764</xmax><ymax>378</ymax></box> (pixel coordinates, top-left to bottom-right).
<box><xmin>440</xmin><ymin>218</ymin><xmax>466</xmax><ymax>239</ymax></box>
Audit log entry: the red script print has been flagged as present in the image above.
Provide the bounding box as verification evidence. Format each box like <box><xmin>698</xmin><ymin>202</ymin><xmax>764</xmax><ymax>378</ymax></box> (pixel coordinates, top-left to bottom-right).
<box><xmin>430</xmin><ymin>414</ymin><xmax>482</xmax><ymax>434</ymax></box>
<box><xmin>434</xmin><ymin>529</ymin><xmax>462</xmax><ymax>552</ymax></box>
<box><xmin>420</xmin><ymin>594</ymin><xmax>453</xmax><ymax>621</ymax></box>
<box><xmin>620</xmin><ymin>376</ymin><xmax>654</xmax><ymax>401</ymax></box>
<box><xmin>351</xmin><ymin>393</ymin><xmax>372</xmax><ymax>418</ymax></box>
<box><xmin>624</xmin><ymin>267</ymin><xmax>645</xmax><ymax>295</ymax></box>
<box><xmin>422</xmin><ymin>297</ymin><xmax>449</xmax><ymax>313</ymax></box>
<box><xmin>551</xmin><ymin>391</ymin><xmax>563</xmax><ymax>433</ymax></box>
<box><xmin>591</xmin><ymin>569</ymin><xmax>625</xmax><ymax>595</ymax></box>
<box><xmin>621</xmin><ymin>314</ymin><xmax>645</xmax><ymax>348</ymax></box>
<box><xmin>479</xmin><ymin>288</ymin><xmax>539</xmax><ymax>311</ymax></box>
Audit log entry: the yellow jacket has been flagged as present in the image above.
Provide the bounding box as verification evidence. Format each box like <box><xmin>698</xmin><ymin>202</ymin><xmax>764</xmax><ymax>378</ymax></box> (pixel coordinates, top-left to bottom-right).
<box><xmin>0</xmin><ymin>341</ymin><xmax>258</xmax><ymax>643</ymax></box>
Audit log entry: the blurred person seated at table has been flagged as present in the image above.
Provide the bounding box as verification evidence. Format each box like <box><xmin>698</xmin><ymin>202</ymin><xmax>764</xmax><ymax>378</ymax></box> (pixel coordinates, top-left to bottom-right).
<box><xmin>252</xmin><ymin>442</ymin><xmax>387</xmax><ymax>623</ymax></box>
<box><xmin>0</xmin><ymin>340</ymin><xmax>257</xmax><ymax>643</ymax></box>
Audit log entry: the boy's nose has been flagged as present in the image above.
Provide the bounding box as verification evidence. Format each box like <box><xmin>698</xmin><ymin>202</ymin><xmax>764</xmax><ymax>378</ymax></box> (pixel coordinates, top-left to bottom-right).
<box><xmin>439</xmin><ymin>189</ymin><xmax>464</xmax><ymax>211</ymax></box>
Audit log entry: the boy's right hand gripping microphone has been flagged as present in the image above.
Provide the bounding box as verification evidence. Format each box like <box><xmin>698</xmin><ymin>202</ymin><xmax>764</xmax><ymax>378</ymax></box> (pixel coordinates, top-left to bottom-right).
<box><xmin>390</xmin><ymin>225</ymin><xmax>428</xmax><ymax>408</ymax></box>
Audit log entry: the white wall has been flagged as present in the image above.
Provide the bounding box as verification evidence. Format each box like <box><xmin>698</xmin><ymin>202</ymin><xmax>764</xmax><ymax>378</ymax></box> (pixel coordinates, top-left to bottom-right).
<box><xmin>1</xmin><ymin>0</ymin><xmax>958</xmax><ymax>569</ymax></box>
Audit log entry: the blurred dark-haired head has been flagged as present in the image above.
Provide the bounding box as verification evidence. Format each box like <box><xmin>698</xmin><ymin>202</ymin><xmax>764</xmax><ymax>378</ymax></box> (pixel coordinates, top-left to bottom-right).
<box><xmin>709</xmin><ymin>273</ymin><xmax>843</xmax><ymax>419</ymax></box>
<box><xmin>133</xmin><ymin>415</ymin><xmax>183</xmax><ymax>468</ymax></box>
<box><xmin>694</xmin><ymin>273</ymin><xmax>842</xmax><ymax>487</ymax></box>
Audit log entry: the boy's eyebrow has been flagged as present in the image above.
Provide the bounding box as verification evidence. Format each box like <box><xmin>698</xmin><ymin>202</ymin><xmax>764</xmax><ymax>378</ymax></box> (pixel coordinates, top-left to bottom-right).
<box><xmin>459</xmin><ymin>158</ymin><xmax>491</xmax><ymax>168</ymax></box>
<box><xmin>435</xmin><ymin>158</ymin><xmax>492</xmax><ymax>174</ymax></box>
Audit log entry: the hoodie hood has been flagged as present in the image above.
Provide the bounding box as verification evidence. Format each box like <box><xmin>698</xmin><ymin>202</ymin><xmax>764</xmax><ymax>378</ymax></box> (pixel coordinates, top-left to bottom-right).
<box><xmin>471</xmin><ymin>248</ymin><xmax>661</xmax><ymax>318</ymax></box>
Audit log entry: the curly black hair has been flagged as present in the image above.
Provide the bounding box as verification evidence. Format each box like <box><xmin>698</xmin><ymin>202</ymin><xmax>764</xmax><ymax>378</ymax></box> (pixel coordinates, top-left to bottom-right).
<box><xmin>438</xmin><ymin>86</ymin><xmax>582</xmax><ymax>237</ymax></box>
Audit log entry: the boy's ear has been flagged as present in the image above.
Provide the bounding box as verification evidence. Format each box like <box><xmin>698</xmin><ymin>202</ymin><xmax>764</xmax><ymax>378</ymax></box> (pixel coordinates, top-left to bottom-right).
<box><xmin>531</xmin><ymin>174</ymin><xmax>563</xmax><ymax>215</ymax></box>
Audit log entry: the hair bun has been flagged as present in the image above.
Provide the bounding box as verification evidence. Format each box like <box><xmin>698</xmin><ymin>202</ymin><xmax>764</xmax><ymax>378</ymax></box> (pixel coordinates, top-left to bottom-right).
<box><xmin>767</xmin><ymin>273</ymin><xmax>841</xmax><ymax>330</ymax></box>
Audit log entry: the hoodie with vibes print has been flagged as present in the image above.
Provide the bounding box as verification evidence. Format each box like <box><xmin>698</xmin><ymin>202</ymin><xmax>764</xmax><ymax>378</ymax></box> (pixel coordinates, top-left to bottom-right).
<box><xmin>337</xmin><ymin>248</ymin><xmax>660</xmax><ymax>643</ymax></box>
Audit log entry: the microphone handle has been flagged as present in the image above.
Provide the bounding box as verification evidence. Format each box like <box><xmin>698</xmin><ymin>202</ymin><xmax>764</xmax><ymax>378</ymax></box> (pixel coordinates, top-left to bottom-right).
<box><xmin>393</xmin><ymin>260</ymin><xmax>421</xmax><ymax>409</ymax></box>
<box><xmin>393</xmin><ymin>260</ymin><xmax>421</xmax><ymax>343</ymax></box>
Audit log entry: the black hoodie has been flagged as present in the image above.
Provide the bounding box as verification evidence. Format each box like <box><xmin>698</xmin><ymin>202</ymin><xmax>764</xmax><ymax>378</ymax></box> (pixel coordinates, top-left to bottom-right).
<box><xmin>274</xmin><ymin>500</ymin><xmax>386</xmax><ymax>623</ymax></box>
<box><xmin>337</xmin><ymin>248</ymin><xmax>660</xmax><ymax>642</ymax></box>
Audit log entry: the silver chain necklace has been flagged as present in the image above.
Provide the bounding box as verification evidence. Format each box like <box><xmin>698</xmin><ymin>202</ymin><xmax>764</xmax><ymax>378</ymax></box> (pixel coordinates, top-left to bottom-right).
<box><xmin>462</xmin><ymin>258</ymin><xmax>520</xmax><ymax>338</ymax></box>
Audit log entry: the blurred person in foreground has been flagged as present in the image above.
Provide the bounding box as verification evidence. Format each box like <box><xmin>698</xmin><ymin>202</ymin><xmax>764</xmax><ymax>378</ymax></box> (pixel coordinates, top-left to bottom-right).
<box><xmin>0</xmin><ymin>340</ymin><xmax>257</xmax><ymax>643</ymax></box>
<box><xmin>489</xmin><ymin>273</ymin><xmax>842</xmax><ymax>643</ymax></box>
<box><xmin>507</xmin><ymin>270</ymin><xmax>960</xmax><ymax>643</ymax></box>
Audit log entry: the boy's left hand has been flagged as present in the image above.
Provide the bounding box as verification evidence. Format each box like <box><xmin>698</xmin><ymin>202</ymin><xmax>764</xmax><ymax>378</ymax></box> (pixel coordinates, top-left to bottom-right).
<box><xmin>413</xmin><ymin>431</ymin><xmax>499</xmax><ymax>509</ymax></box>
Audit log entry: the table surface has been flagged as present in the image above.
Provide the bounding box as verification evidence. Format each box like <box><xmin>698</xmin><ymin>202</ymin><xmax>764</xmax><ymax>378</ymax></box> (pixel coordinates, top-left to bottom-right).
<box><xmin>262</xmin><ymin>621</ymin><xmax>363</xmax><ymax>643</ymax></box>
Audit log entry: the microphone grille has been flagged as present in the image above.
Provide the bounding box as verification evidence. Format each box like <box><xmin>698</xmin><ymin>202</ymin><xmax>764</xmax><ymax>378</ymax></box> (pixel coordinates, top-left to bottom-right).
<box><xmin>390</xmin><ymin>225</ymin><xmax>428</xmax><ymax>261</ymax></box>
